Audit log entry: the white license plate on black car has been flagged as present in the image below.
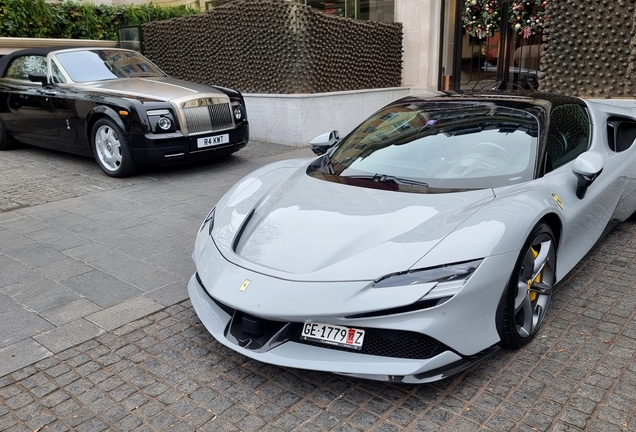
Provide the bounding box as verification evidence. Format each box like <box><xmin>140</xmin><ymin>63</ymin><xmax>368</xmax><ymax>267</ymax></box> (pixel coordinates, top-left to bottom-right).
<box><xmin>197</xmin><ymin>134</ymin><xmax>229</xmax><ymax>148</ymax></box>
<box><xmin>301</xmin><ymin>322</ymin><xmax>365</xmax><ymax>350</ymax></box>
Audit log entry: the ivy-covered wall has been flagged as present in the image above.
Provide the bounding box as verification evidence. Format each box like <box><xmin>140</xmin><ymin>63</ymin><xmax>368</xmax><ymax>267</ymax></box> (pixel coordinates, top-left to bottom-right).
<box><xmin>0</xmin><ymin>0</ymin><xmax>199</xmax><ymax>40</ymax></box>
<box><xmin>540</xmin><ymin>0</ymin><xmax>636</xmax><ymax>97</ymax></box>
<box><xmin>142</xmin><ymin>0</ymin><xmax>403</xmax><ymax>94</ymax></box>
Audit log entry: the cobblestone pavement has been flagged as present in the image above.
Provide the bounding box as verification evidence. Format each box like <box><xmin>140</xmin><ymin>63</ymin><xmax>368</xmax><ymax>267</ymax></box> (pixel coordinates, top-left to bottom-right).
<box><xmin>2</xmin><ymin>143</ymin><xmax>636</xmax><ymax>431</ymax></box>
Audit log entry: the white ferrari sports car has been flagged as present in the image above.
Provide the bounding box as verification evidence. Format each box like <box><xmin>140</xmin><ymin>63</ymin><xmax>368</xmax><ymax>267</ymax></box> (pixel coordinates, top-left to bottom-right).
<box><xmin>188</xmin><ymin>91</ymin><xmax>636</xmax><ymax>383</ymax></box>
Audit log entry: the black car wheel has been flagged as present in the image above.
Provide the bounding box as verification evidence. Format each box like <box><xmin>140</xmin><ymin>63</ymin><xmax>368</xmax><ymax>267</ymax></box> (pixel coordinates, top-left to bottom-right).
<box><xmin>0</xmin><ymin>119</ymin><xmax>16</xmax><ymax>150</ymax></box>
<box><xmin>499</xmin><ymin>222</ymin><xmax>556</xmax><ymax>349</ymax></box>
<box><xmin>91</xmin><ymin>118</ymin><xmax>138</xmax><ymax>178</ymax></box>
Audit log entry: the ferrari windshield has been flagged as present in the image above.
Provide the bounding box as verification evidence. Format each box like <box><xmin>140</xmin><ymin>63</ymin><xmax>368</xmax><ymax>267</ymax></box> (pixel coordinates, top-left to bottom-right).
<box><xmin>55</xmin><ymin>49</ymin><xmax>166</xmax><ymax>83</ymax></box>
<box><xmin>309</xmin><ymin>101</ymin><xmax>540</xmax><ymax>191</ymax></box>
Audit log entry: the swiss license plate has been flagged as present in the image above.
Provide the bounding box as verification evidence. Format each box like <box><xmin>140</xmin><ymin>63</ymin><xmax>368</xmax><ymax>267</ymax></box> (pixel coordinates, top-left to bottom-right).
<box><xmin>197</xmin><ymin>134</ymin><xmax>229</xmax><ymax>148</ymax></box>
<box><xmin>301</xmin><ymin>322</ymin><xmax>365</xmax><ymax>350</ymax></box>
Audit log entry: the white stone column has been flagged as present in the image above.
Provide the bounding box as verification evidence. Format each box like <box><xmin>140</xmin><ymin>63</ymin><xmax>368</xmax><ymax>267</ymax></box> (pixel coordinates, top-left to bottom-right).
<box><xmin>396</xmin><ymin>0</ymin><xmax>443</xmax><ymax>89</ymax></box>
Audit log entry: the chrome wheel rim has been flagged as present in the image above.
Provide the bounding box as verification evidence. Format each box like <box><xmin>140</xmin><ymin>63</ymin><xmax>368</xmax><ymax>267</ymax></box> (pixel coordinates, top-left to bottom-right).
<box><xmin>95</xmin><ymin>125</ymin><xmax>122</xmax><ymax>172</ymax></box>
<box><xmin>514</xmin><ymin>234</ymin><xmax>555</xmax><ymax>339</ymax></box>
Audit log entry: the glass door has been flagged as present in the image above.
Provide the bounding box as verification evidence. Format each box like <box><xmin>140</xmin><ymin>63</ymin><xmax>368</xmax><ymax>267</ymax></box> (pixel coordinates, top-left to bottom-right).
<box><xmin>441</xmin><ymin>0</ymin><xmax>546</xmax><ymax>91</ymax></box>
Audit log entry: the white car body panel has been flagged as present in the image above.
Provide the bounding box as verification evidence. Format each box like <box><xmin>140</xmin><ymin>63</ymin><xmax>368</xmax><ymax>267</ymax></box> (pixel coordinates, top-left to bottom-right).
<box><xmin>211</xmin><ymin>163</ymin><xmax>495</xmax><ymax>281</ymax></box>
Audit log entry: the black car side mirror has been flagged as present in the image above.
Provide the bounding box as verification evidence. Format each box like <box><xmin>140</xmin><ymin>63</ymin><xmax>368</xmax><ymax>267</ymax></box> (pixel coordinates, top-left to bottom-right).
<box><xmin>310</xmin><ymin>130</ymin><xmax>339</xmax><ymax>155</ymax></box>
<box><xmin>572</xmin><ymin>151</ymin><xmax>605</xmax><ymax>199</ymax></box>
<box><xmin>28</xmin><ymin>72</ymin><xmax>49</xmax><ymax>86</ymax></box>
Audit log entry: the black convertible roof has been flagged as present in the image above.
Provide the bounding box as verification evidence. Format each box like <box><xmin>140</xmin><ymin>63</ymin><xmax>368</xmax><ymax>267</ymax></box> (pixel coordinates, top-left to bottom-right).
<box><xmin>0</xmin><ymin>47</ymin><xmax>61</xmax><ymax>77</ymax></box>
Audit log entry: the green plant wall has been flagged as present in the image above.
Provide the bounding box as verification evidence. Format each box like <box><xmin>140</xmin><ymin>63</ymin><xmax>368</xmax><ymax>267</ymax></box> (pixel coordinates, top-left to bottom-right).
<box><xmin>0</xmin><ymin>0</ymin><xmax>200</xmax><ymax>40</ymax></box>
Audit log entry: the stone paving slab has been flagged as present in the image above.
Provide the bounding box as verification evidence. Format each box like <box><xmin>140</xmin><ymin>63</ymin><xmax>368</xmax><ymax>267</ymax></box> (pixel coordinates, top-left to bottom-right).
<box><xmin>0</xmin><ymin>340</ymin><xmax>51</xmax><ymax>378</ymax></box>
<box><xmin>40</xmin><ymin>299</ymin><xmax>102</xmax><ymax>326</ymax></box>
<box><xmin>33</xmin><ymin>319</ymin><xmax>104</xmax><ymax>354</ymax></box>
<box><xmin>87</xmin><ymin>297</ymin><xmax>165</xmax><ymax>332</ymax></box>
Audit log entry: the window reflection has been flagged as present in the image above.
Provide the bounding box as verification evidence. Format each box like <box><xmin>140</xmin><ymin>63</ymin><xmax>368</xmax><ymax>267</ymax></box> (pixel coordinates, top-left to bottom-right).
<box><xmin>5</xmin><ymin>56</ymin><xmax>47</xmax><ymax>80</ymax></box>
<box><xmin>51</xmin><ymin>61</ymin><xmax>67</xmax><ymax>84</ymax></box>
<box><xmin>296</xmin><ymin>0</ymin><xmax>394</xmax><ymax>22</ymax></box>
<box><xmin>309</xmin><ymin>102</ymin><xmax>540</xmax><ymax>191</ymax></box>
<box><xmin>56</xmin><ymin>50</ymin><xmax>165</xmax><ymax>83</ymax></box>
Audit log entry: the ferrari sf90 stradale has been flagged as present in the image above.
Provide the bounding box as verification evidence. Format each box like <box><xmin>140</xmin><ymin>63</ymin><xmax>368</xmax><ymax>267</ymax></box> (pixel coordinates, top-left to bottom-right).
<box><xmin>189</xmin><ymin>92</ymin><xmax>636</xmax><ymax>383</ymax></box>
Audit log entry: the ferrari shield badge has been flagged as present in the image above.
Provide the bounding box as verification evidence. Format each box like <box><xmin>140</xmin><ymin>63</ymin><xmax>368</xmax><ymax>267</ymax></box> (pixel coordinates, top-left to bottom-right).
<box><xmin>240</xmin><ymin>280</ymin><xmax>251</xmax><ymax>292</ymax></box>
<box><xmin>552</xmin><ymin>193</ymin><xmax>564</xmax><ymax>210</ymax></box>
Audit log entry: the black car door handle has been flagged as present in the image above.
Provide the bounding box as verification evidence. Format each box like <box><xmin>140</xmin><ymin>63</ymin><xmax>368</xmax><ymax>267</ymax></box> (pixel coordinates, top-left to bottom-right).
<box><xmin>37</xmin><ymin>89</ymin><xmax>57</xmax><ymax>96</ymax></box>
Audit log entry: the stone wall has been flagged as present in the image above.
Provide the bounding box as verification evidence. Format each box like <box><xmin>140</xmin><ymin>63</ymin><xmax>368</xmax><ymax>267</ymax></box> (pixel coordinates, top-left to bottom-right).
<box><xmin>540</xmin><ymin>0</ymin><xmax>636</xmax><ymax>97</ymax></box>
<box><xmin>142</xmin><ymin>0</ymin><xmax>403</xmax><ymax>94</ymax></box>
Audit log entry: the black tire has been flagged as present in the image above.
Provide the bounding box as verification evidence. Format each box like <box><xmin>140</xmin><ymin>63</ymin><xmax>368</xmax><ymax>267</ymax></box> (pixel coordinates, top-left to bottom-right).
<box><xmin>91</xmin><ymin>118</ymin><xmax>138</xmax><ymax>178</ymax></box>
<box><xmin>499</xmin><ymin>222</ymin><xmax>556</xmax><ymax>349</ymax></box>
<box><xmin>0</xmin><ymin>119</ymin><xmax>16</xmax><ymax>150</ymax></box>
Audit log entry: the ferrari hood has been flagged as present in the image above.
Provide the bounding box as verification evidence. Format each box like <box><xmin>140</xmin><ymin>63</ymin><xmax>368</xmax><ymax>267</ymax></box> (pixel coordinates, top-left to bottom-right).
<box><xmin>211</xmin><ymin>162</ymin><xmax>495</xmax><ymax>282</ymax></box>
<box><xmin>77</xmin><ymin>77</ymin><xmax>226</xmax><ymax>102</ymax></box>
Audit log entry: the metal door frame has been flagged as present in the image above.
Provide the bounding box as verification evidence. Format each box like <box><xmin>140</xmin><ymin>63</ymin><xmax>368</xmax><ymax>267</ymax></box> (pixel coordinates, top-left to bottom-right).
<box><xmin>441</xmin><ymin>0</ymin><xmax>514</xmax><ymax>91</ymax></box>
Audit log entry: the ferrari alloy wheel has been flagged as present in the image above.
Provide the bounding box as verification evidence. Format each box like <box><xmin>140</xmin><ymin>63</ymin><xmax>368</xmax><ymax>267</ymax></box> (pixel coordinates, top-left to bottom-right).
<box><xmin>91</xmin><ymin>118</ymin><xmax>137</xmax><ymax>177</ymax></box>
<box><xmin>500</xmin><ymin>223</ymin><xmax>556</xmax><ymax>349</ymax></box>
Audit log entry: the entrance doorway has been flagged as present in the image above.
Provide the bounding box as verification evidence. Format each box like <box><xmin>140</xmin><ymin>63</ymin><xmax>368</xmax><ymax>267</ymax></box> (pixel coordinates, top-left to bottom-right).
<box><xmin>439</xmin><ymin>0</ymin><xmax>546</xmax><ymax>91</ymax></box>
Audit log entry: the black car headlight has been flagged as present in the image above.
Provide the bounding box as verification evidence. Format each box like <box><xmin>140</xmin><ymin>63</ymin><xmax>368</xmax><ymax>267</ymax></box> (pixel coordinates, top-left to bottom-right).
<box><xmin>199</xmin><ymin>208</ymin><xmax>215</xmax><ymax>235</ymax></box>
<box><xmin>147</xmin><ymin>109</ymin><xmax>176</xmax><ymax>133</ymax></box>
<box><xmin>373</xmin><ymin>259</ymin><xmax>482</xmax><ymax>302</ymax></box>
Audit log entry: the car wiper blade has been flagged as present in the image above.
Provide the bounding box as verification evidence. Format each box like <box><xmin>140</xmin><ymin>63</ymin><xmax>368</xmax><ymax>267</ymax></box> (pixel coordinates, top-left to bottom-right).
<box><xmin>347</xmin><ymin>174</ymin><xmax>429</xmax><ymax>187</ymax></box>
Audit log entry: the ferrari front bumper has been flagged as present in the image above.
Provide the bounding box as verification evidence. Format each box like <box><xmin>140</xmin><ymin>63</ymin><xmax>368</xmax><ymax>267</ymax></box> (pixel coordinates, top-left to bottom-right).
<box><xmin>189</xmin><ymin>227</ymin><xmax>518</xmax><ymax>383</ymax></box>
<box><xmin>188</xmin><ymin>273</ymin><xmax>500</xmax><ymax>383</ymax></box>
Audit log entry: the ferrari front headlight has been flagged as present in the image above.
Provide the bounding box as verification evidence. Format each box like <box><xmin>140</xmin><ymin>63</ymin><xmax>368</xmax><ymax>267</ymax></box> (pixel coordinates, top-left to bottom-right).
<box><xmin>373</xmin><ymin>259</ymin><xmax>482</xmax><ymax>302</ymax></box>
<box><xmin>199</xmin><ymin>207</ymin><xmax>215</xmax><ymax>235</ymax></box>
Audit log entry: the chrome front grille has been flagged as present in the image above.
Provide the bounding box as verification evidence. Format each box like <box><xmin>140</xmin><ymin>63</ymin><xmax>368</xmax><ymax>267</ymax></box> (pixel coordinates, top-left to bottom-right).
<box><xmin>181</xmin><ymin>101</ymin><xmax>234</xmax><ymax>136</ymax></box>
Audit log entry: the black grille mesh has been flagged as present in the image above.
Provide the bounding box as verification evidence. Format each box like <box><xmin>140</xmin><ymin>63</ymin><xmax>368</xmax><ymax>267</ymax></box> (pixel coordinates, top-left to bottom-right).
<box><xmin>204</xmin><ymin>286</ymin><xmax>449</xmax><ymax>360</ymax></box>
<box><xmin>292</xmin><ymin>326</ymin><xmax>448</xmax><ymax>360</ymax></box>
<box><xmin>212</xmin><ymin>297</ymin><xmax>236</xmax><ymax>317</ymax></box>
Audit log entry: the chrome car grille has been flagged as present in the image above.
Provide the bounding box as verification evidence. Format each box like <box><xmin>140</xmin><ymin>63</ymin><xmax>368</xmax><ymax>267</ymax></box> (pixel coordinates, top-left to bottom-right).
<box><xmin>181</xmin><ymin>100</ymin><xmax>234</xmax><ymax>136</ymax></box>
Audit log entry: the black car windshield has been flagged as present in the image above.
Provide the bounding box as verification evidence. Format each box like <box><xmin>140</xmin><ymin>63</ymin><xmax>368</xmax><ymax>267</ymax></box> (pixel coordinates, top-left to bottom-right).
<box><xmin>308</xmin><ymin>101</ymin><xmax>540</xmax><ymax>192</ymax></box>
<box><xmin>55</xmin><ymin>50</ymin><xmax>166</xmax><ymax>83</ymax></box>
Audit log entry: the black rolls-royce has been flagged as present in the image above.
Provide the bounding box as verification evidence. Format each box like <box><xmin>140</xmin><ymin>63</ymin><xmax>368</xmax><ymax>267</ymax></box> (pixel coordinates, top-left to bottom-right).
<box><xmin>0</xmin><ymin>47</ymin><xmax>249</xmax><ymax>177</ymax></box>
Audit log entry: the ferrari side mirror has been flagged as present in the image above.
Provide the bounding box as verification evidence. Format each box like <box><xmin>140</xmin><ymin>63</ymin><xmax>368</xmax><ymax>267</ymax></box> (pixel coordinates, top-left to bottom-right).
<box><xmin>28</xmin><ymin>72</ymin><xmax>49</xmax><ymax>86</ymax></box>
<box><xmin>572</xmin><ymin>151</ymin><xmax>604</xmax><ymax>199</ymax></box>
<box><xmin>310</xmin><ymin>130</ymin><xmax>339</xmax><ymax>155</ymax></box>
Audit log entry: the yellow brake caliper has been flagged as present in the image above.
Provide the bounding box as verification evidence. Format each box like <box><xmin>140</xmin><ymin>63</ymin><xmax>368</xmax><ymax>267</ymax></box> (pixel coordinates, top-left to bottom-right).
<box><xmin>528</xmin><ymin>247</ymin><xmax>540</xmax><ymax>301</ymax></box>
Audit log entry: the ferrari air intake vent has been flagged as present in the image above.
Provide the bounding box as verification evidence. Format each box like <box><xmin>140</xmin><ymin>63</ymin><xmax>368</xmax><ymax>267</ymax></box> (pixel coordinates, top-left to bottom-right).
<box><xmin>196</xmin><ymin>273</ymin><xmax>237</xmax><ymax>317</ymax></box>
<box><xmin>293</xmin><ymin>327</ymin><xmax>448</xmax><ymax>360</ymax></box>
<box><xmin>181</xmin><ymin>100</ymin><xmax>234</xmax><ymax>136</ymax></box>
